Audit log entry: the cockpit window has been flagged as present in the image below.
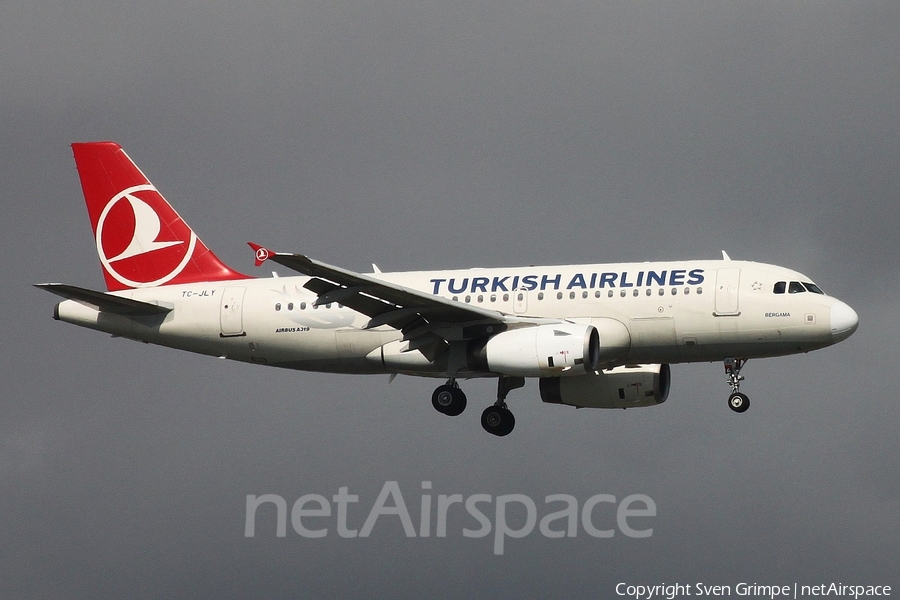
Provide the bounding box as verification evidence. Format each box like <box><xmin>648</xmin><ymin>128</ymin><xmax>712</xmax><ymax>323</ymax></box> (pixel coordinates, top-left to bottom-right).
<box><xmin>775</xmin><ymin>280</ymin><xmax>825</xmax><ymax>295</ymax></box>
<box><xmin>803</xmin><ymin>282</ymin><xmax>825</xmax><ymax>295</ymax></box>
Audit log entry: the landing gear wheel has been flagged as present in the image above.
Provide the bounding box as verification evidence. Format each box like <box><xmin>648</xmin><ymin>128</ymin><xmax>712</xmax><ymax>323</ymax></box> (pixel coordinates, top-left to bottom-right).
<box><xmin>728</xmin><ymin>392</ymin><xmax>750</xmax><ymax>413</ymax></box>
<box><xmin>723</xmin><ymin>358</ymin><xmax>750</xmax><ymax>413</ymax></box>
<box><xmin>481</xmin><ymin>405</ymin><xmax>515</xmax><ymax>437</ymax></box>
<box><xmin>432</xmin><ymin>384</ymin><xmax>467</xmax><ymax>416</ymax></box>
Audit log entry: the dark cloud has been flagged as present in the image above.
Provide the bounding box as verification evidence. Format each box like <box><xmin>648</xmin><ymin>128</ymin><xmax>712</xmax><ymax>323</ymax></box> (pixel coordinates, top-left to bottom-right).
<box><xmin>2</xmin><ymin>0</ymin><xmax>898</xmax><ymax>597</ymax></box>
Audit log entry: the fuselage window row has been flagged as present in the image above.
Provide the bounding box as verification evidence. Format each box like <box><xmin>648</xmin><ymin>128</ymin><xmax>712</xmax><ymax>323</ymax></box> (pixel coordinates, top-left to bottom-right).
<box><xmin>273</xmin><ymin>285</ymin><xmax>713</xmax><ymax>312</ymax></box>
<box><xmin>444</xmin><ymin>287</ymin><xmax>704</xmax><ymax>303</ymax></box>
<box><xmin>275</xmin><ymin>302</ymin><xmax>341</xmax><ymax>311</ymax></box>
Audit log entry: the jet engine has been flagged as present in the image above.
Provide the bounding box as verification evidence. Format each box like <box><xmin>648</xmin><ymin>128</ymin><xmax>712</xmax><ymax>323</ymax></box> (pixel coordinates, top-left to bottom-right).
<box><xmin>539</xmin><ymin>364</ymin><xmax>670</xmax><ymax>409</ymax></box>
<box><xmin>468</xmin><ymin>323</ymin><xmax>599</xmax><ymax>377</ymax></box>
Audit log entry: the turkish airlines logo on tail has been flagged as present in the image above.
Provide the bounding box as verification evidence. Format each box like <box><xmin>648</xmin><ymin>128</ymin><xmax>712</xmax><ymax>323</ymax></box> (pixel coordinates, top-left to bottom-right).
<box><xmin>96</xmin><ymin>185</ymin><xmax>197</xmax><ymax>288</ymax></box>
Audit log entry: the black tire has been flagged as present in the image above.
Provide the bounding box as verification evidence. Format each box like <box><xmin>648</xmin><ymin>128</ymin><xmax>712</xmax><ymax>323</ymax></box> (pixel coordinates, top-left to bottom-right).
<box><xmin>499</xmin><ymin>410</ymin><xmax>516</xmax><ymax>436</ymax></box>
<box><xmin>728</xmin><ymin>392</ymin><xmax>750</xmax><ymax>413</ymax></box>
<box><xmin>432</xmin><ymin>385</ymin><xmax>466</xmax><ymax>416</ymax></box>
<box><xmin>481</xmin><ymin>405</ymin><xmax>515</xmax><ymax>436</ymax></box>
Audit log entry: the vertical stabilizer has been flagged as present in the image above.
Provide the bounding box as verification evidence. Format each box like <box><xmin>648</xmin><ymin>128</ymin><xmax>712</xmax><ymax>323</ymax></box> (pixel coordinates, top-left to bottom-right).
<box><xmin>71</xmin><ymin>142</ymin><xmax>249</xmax><ymax>291</ymax></box>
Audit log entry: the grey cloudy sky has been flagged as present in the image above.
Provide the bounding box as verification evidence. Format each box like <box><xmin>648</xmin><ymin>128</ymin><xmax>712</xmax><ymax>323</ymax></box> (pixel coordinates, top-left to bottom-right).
<box><xmin>2</xmin><ymin>0</ymin><xmax>898</xmax><ymax>597</ymax></box>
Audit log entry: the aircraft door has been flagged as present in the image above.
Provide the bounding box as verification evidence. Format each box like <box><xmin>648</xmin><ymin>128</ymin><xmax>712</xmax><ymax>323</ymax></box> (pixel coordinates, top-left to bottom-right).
<box><xmin>220</xmin><ymin>286</ymin><xmax>246</xmax><ymax>336</ymax></box>
<box><xmin>714</xmin><ymin>268</ymin><xmax>741</xmax><ymax>316</ymax></box>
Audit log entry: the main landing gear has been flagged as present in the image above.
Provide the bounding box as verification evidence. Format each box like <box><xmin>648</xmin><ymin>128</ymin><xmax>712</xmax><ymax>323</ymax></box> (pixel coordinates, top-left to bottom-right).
<box><xmin>724</xmin><ymin>358</ymin><xmax>749</xmax><ymax>413</ymax></box>
<box><xmin>480</xmin><ymin>376</ymin><xmax>524</xmax><ymax>437</ymax></box>
<box><xmin>431</xmin><ymin>380</ymin><xmax>467</xmax><ymax>417</ymax></box>
<box><xmin>430</xmin><ymin>376</ymin><xmax>525</xmax><ymax>437</ymax></box>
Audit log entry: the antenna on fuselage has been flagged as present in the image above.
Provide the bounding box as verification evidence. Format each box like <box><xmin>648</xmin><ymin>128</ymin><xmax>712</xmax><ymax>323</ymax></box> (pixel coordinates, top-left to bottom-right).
<box><xmin>721</xmin><ymin>250</ymin><xmax>732</xmax><ymax>261</ymax></box>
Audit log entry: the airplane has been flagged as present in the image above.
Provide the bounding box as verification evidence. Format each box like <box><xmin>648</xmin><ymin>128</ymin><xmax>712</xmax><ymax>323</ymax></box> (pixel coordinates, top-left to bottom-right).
<box><xmin>37</xmin><ymin>141</ymin><xmax>859</xmax><ymax>436</ymax></box>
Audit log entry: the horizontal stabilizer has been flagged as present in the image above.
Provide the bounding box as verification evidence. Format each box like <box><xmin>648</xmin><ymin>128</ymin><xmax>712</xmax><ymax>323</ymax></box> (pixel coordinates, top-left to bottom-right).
<box><xmin>34</xmin><ymin>283</ymin><xmax>173</xmax><ymax>316</ymax></box>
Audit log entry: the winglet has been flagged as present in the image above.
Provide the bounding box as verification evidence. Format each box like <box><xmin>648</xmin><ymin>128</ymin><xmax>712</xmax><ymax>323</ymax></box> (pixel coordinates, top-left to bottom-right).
<box><xmin>247</xmin><ymin>242</ymin><xmax>271</xmax><ymax>267</ymax></box>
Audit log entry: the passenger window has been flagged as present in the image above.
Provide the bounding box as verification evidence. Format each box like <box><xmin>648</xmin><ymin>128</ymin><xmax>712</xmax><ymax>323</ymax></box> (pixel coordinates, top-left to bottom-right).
<box><xmin>287</xmin><ymin>302</ymin><xmax>294</xmax><ymax>311</ymax></box>
<box><xmin>582</xmin><ymin>291</ymin><xmax>588</xmax><ymax>299</ymax></box>
<box><xmin>538</xmin><ymin>292</ymin><xmax>544</xmax><ymax>300</ymax></box>
<box><xmin>490</xmin><ymin>294</ymin><xmax>496</xmax><ymax>302</ymax></box>
<box><xmin>789</xmin><ymin>281</ymin><xmax>805</xmax><ymax>294</ymax></box>
<box><xmin>300</xmin><ymin>302</ymin><xmax>307</xmax><ymax>310</ymax></box>
<box><xmin>570</xmin><ymin>291</ymin><xmax>576</xmax><ymax>300</ymax></box>
<box><xmin>658</xmin><ymin>289</ymin><xmax>665</xmax><ymax>296</ymax></box>
<box><xmin>646</xmin><ymin>289</ymin><xmax>652</xmax><ymax>296</ymax></box>
<box><xmin>275</xmin><ymin>303</ymin><xmax>281</xmax><ymax>311</ymax></box>
<box><xmin>557</xmin><ymin>292</ymin><xmax>563</xmax><ymax>300</ymax></box>
<box><xmin>477</xmin><ymin>295</ymin><xmax>483</xmax><ymax>303</ymax></box>
<box><xmin>608</xmin><ymin>290</ymin><xmax>614</xmax><ymax>298</ymax></box>
<box><xmin>633</xmin><ymin>289</ymin><xmax>639</xmax><ymax>297</ymax></box>
<box><xmin>595</xmin><ymin>290</ymin><xmax>601</xmax><ymax>298</ymax></box>
<box><xmin>620</xmin><ymin>290</ymin><xmax>626</xmax><ymax>298</ymax></box>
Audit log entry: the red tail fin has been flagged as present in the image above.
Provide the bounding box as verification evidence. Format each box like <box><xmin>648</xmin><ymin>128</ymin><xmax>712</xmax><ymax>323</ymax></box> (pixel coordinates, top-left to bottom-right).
<box><xmin>72</xmin><ymin>142</ymin><xmax>249</xmax><ymax>291</ymax></box>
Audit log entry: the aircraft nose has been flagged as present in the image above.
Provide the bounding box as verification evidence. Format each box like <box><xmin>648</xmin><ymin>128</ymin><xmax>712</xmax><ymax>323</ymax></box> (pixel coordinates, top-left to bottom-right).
<box><xmin>830</xmin><ymin>300</ymin><xmax>859</xmax><ymax>343</ymax></box>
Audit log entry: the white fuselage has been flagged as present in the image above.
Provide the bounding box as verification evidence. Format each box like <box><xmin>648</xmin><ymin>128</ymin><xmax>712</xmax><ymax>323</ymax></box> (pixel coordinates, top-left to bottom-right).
<box><xmin>54</xmin><ymin>259</ymin><xmax>856</xmax><ymax>377</ymax></box>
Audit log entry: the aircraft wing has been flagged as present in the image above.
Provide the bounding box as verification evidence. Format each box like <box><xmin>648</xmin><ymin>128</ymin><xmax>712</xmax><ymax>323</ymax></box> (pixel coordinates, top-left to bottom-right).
<box><xmin>248</xmin><ymin>243</ymin><xmax>560</xmax><ymax>358</ymax></box>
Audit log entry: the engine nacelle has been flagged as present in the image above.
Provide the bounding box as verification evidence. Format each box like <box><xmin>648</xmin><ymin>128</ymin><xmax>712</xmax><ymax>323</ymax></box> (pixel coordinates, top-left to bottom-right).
<box><xmin>539</xmin><ymin>364</ymin><xmax>671</xmax><ymax>409</ymax></box>
<box><xmin>584</xmin><ymin>317</ymin><xmax>631</xmax><ymax>367</ymax></box>
<box><xmin>469</xmin><ymin>323</ymin><xmax>599</xmax><ymax>377</ymax></box>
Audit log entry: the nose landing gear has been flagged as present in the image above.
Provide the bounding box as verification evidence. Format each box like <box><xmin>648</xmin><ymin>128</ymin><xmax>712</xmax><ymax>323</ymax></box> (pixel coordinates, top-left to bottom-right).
<box><xmin>724</xmin><ymin>358</ymin><xmax>749</xmax><ymax>413</ymax></box>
